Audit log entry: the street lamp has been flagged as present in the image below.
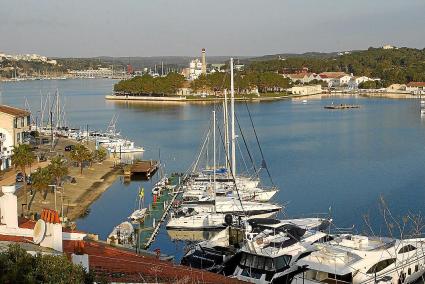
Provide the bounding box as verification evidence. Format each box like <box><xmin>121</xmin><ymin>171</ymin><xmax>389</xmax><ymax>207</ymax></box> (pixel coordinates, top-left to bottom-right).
<box><xmin>48</xmin><ymin>184</ymin><xmax>59</xmax><ymax>212</ymax></box>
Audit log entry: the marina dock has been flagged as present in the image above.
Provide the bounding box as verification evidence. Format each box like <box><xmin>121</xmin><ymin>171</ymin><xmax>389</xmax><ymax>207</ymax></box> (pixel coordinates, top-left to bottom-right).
<box><xmin>324</xmin><ymin>104</ymin><xmax>360</xmax><ymax>109</ymax></box>
<box><xmin>127</xmin><ymin>160</ymin><xmax>159</xmax><ymax>179</ymax></box>
<box><xmin>135</xmin><ymin>175</ymin><xmax>182</xmax><ymax>250</ymax></box>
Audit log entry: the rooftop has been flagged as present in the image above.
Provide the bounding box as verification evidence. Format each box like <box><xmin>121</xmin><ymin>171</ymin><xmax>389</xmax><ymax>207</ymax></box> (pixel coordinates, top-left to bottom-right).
<box><xmin>407</xmin><ymin>82</ymin><xmax>425</xmax><ymax>87</ymax></box>
<box><xmin>0</xmin><ymin>104</ymin><xmax>30</xmax><ymax>117</ymax></box>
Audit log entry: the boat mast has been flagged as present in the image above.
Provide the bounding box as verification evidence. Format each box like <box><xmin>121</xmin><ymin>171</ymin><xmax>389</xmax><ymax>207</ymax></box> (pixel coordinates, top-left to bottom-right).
<box><xmin>230</xmin><ymin>58</ymin><xmax>236</xmax><ymax>177</ymax></box>
<box><xmin>213</xmin><ymin>110</ymin><xmax>217</xmax><ymax>213</ymax></box>
<box><xmin>223</xmin><ymin>89</ymin><xmax>230</xmax><ymax>172</ymax></box>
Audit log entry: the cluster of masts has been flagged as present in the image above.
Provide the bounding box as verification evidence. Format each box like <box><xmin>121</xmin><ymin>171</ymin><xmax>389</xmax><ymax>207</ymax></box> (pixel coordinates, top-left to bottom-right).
<box><xmin>166</xmin><ymin>59</ymin><xmax>425</xmax><ymax>284</ymax></box>
<box><xmin>26</xmin><ymin>92</ymin><xmax>144</xmax><ymax>154</ymax></box>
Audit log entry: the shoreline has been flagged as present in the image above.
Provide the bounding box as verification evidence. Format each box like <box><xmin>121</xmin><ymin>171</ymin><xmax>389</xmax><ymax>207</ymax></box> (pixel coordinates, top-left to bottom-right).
<box><xmin>105</xmin><ymin>94</ymin><xmax>298</xmax><ymax>103</ymax></box>
<box><xmin>11</xmin><ymin>137</ymin><xmax>123</xmax><ymax>223</ymax></box>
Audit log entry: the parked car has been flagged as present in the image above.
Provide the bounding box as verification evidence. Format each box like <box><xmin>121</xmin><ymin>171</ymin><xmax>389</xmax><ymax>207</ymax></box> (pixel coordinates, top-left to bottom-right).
<box><xmin>65</xmin><ymin>145</ymin><xmax>75</xmax><ymax>152</ymax></box>
<box><xmin>16</xmin><ymin>172</ymin><xmax>25</xmax><ymax>182</ymax></box>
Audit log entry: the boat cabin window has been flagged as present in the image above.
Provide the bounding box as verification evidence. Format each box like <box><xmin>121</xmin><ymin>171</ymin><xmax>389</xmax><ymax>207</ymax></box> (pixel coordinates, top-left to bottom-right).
<box><xmin>273</xmin><ymin>255</ymin><xmax>292</xmax><ymax>270</ymax></box>
<box><xmin>366</xmin><ymin>258</ymin><xmax>396</xmax><ymax>274</ymax></box>
<box><xmin>398</xmin><ymin>245</ymin><xmax>416</xmax><ymax>254</ymax></box>
<box><xmin>239</xmin><ymin>253</ymin><xmax>289</xmax><ymax>271</ymax></box>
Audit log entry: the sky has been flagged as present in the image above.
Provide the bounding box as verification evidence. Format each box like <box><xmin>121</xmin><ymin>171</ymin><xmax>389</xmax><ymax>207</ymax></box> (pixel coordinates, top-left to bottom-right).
<box><xmin>1</xmin><ymin>0</ymin><xmax>424</xmax><ymax>58</ymax></box>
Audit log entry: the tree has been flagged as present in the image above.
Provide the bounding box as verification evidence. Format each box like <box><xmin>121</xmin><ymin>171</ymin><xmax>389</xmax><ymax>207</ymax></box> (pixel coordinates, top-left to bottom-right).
<box><xmin>70</xmin><ymin>144</ymin><xmax>91</xmax><ymax>175</ymax></box>
<box><xmin>0</xmin><ymin>244</ymin><xmax>93</xmax><ymax>283</ymax></box>
<box><xmin>31</xmin><ymin>167</ymin><xmax>52</xmax><ymax>201</ymax></box>
<box><xmin>48</xmin><ymin>156</ymin><xmax>69</xmax><ymax>188</ymax></box>
<box><xmin>94</xmin><ymin>147</ymin><xmax>107</xmax><ymax>163</ymax></box>
<box><xmin>11</xmin><ymin>144</ymin><xmax>36</xmax><ymax>209</ymax></box>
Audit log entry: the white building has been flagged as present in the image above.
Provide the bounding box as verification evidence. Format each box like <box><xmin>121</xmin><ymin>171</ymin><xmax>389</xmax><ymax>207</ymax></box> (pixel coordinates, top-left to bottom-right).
<box><xmin>188</xmin><ymin>59</ymin><xmax>203</xmax><ymax>80</ymax></box>
<box><xmin>406</xmin><ymin>82</ymin><xmax>425</xmax><ymax>94</ymax></box>
<box><xmin>288</xmin><ymin>85</ymin><xmax>322</xmax><ymax>95</ymax></box>
<box><xmin>348</xmin><ymin>76</ymin><xmax>377</xmax><ymax>89</ymax></box>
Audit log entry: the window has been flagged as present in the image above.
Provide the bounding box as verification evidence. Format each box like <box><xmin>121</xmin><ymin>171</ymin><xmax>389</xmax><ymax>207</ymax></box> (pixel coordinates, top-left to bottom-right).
<box><xmin>14</xmin><ymin>118</ymin><xmax>17</xmax><ymax>128</ymax></box>
<box><xmin>20</xmin><ymin>117</ymin><xmax>24</xmax><ymax>127</ymax></box>
<box><xmin>408</xmin><ymin>268</ymin><xmax>411</xmax><ymax>275</ymax></box>
<box><xmin>415</xmin><ymin>265</ymin><xmax>419</xmax><ymax>272</ymax></box>
<box><xmin>398</xmin><ymin>245</ymin><xmax>416</xmax><ymax>254</ymax></box>
<box><xmin>273</xmin><ymin>255</ymin><xmax>291</xmax><ymax>270</ymax></box>
<box><xmin>27</xmin><ymin>116</ymin><xmax>30</xmax><ymax>126</ymax></box>
<box><xmin>366</xmin><ymin>258</ymin><xmax>396</xmax><ymax>274</ymax></box>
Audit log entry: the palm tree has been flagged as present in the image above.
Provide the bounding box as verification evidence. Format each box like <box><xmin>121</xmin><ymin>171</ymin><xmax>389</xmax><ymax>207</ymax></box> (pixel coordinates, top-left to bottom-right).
<box><xmin>31</xmin><ymin>167</ymin><xmax>52</xmax><ymax>204</ymax></box>
<box><xmin>48</xmin><ymin>156</ymin><xmax>69</xmax><ymax>188</ymax></box>
<box><xmin>70</xmin><ymin>144</ymin><xmax>91</xmax><ymax>175</ymax></box>
<box><xmin>11</xmin><ymin>144</ymin><xmax>36</xmax><ymax>208</ymax></box>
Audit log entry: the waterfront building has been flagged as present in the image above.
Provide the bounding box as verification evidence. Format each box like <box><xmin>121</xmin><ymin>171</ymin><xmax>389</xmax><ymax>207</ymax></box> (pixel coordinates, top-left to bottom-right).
<box><xmin>288</xmin><ymin>85</ymin><xmax>322</xmax><ymax>95</ymax></box>
<box><xmin>348</xmin><ymin>76</ymin><xmax>378</xmax><ymax>89</ymax></box>
<box><xmin>406</xmin><ymin>82</ymin><xmax>425</xmax><ymax>94</ymax></box>
<box><xmin>0</xmin><ymin>105</ymin><xmax>30</xmax><ymax>170</ymax></box>
<box><xmin>186</xmin><ymin>48</ymin><xmax>208</xmax><ymax>80</ymax></box>
<box><xmin>68</xmin><ymin>67</ymin><xmax>117</xmax><ymax>78</ymax></box>
<box><xmin>188</xmin><ymin>58</ymin><xmax>204</xmax><ymax>80</ymax></box>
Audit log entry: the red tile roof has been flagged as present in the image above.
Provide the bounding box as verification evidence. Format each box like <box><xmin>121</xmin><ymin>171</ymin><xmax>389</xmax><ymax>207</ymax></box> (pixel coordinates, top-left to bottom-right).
<box><xmin>1</xmin><ymin>221</ymin><xmax>243</xmax><ymax>283</ymax></box>
<box><xmin>319</xmin><ymin>72</ymin><xmax>347</xmax><ymax>79</ymax></box>
<box><xmin>62</xmin><ymin>240</ymin><xmax>244</xmax><ymax>283</ymax></box>
<box><xmin>407</xmin><ymin>82</ymin><xmax>425</xmax><ymax>87</ymax></box>
<box><xmin>0</xmin><ymin>105</ymin><xmax>30</xmax><ymax>117</ymax></box>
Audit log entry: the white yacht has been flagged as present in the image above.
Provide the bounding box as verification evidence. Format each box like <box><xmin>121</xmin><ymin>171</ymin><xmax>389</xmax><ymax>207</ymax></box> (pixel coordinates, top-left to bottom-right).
<box><xmin>166</xmin><ymin>210</ymin><xmax>230</xmax><ymax>230</ymax></box>
<box><xmin>180</xmin><ymin>217</ymin><xmax>331</xmax><ymax>276</ymax></box>
<box><xmin>230</xmin><ymin>218</ymin><xmax>332</xmax><ymax>283</ymax></box>
<box><xmin>182</xmin><ymin>197</ymin><xmax>282</xmax><ymax>217</ymax></box>
<box><xmin>291</xmin><ymin>234</ymin><xmax>425</xmax><ymax>284</ymax></box>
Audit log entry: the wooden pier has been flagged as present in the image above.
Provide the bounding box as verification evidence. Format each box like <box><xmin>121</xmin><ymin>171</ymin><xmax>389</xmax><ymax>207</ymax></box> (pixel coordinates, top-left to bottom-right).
<box><xmin>127</xmin><ymin>160</ymin><xmax>159</xmax><ymax>179</ymax></box>
<box><xmin>143</xmin><ymin>188</ymin><xmax>181</xmax><ymax>249</ymax></box>
<box><xmin>324</xmin><ymin>104</ymin><xmax>360</xmax><ymax>110</ymax></box>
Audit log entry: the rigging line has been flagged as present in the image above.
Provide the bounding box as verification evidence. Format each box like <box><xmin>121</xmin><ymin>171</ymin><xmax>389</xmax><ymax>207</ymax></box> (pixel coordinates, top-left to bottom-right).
<box><xmin>188</xmin><ymin>117</ymin><xmax>212</xmax><ymax>175</ymax></box>
<box><xmin>216</xmin><ymin>117</ymin><xmax>246</xmax><ymax>215</ymax></box>
<box><xmin>244</xmin><ymin>100</ymin><xmax>275</xmax><ymax>186</ymax></box>
<box><xmin>236</xmin><ymin>137</ymin><xmax>249</xmax><ymax>175</ymax></box>
<box><xmin>234</xmin><ymin>112</ymin><xmax>258</xmax><ymax>177</ymax></box>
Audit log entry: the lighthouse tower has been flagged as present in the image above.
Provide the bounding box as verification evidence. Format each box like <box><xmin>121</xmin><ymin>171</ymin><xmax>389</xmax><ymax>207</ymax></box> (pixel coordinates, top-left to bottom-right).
<box><xmin>201</xmin><ymin>48</ymin><xmax>207</xmax><ymax>75</ymax></box>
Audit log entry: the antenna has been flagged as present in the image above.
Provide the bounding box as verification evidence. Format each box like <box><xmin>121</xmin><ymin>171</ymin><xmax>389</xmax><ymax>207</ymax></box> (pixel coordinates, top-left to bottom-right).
<box><xmin>33</xmin><ymin>219</ymin><xmax>46</xmax><ymax>244</ymax></box>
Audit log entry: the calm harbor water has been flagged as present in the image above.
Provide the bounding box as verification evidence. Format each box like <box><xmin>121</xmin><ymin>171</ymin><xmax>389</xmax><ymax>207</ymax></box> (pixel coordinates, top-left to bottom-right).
<box><xmin>1</xmin><ymin>79</ymin><xmax>425</xmax><ymax>260</ymax></box>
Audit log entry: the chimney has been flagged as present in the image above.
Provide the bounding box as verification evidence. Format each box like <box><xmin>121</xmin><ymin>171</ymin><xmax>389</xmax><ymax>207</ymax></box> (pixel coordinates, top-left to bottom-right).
<box><xmin>71</xmin><ymin>241</ymin><xmax>89</xmax><ymax>272</ymax></box>
<box><xmin>201</xmin><ymin>48</ymin><xmax>206</xmax><ymax>75</ymax></box>
<box><xmin>40</xmin><ymin>209</ymin><xmax>63</xmax><ymax>252</ymax></box>
<box><xmin>0</xmin><ymin>186</ymin><xmax>18</xmax><ymax>229</ymax></box>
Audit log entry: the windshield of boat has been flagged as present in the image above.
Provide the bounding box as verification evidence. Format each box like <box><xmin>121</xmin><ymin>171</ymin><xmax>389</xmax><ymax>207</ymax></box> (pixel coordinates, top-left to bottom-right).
<box><xmin>239</xmin><ymin>252</ymin><xmax>292</xmax><ymax>271</ymax></box>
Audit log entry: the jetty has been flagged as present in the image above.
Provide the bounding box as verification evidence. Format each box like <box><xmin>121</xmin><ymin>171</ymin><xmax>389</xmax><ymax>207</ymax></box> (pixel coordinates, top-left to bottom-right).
<box><xmin>324</xmin><ymin>104</ymin><xmax>360</xmax><ymax>109</ymax></box>
<box><xmin>135</xmin><ymin>175</ymin><xmax>183</xmax><ymax>250</ymax></box>
<box><xmin>127</xmin><ymin>160</ymin><xmax>159</xmax><ymax>179</ymax></box>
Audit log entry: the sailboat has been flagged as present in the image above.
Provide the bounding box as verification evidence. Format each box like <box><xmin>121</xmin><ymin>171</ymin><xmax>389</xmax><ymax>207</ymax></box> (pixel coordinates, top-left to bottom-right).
<box><xmin>167</xmin><ymin>59</ymin><xmax>282</xmax><ymax>231</ymax></box>
<box><xmin>128</xmin><ymin>187</ymin><xmax>148</xmax><ymax>222</ymax></box>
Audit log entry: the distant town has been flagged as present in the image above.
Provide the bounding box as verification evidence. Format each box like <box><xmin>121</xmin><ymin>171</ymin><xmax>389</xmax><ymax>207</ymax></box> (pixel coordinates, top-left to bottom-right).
<box><xmin>2</xmin><ymin>45</ymin><xmax>425</xmax><ymax>99</ymax></box>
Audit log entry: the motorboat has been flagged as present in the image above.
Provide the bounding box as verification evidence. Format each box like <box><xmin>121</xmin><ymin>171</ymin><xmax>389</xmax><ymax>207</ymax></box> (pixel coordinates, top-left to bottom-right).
<box><xmin>106</xmin><ymin>221</ymin><xmax>135</xmax><ymax>247</ymax></box>
<box><xmin>181</xmin><ymin>217</ymin><xmax>331</xmax><ymax>278</ymax></box>
<box><xmin>182</xmin><ymin>197</ymin><xmax>282</xmax><ymax>217</ymax></box>
<box><xmin>166</xmin><ymin>209</ymin><xmax>230</xmax><ymax>230</ymax></box>
<box><xmin>291</xmin><ymin>234</ymin><xmax>425</xmax><ymax>284</ymax></box>
<box><xmin>228</xmin><ymin>218</ymin><xmax>332</xmax><ymax>283</ymax></box>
